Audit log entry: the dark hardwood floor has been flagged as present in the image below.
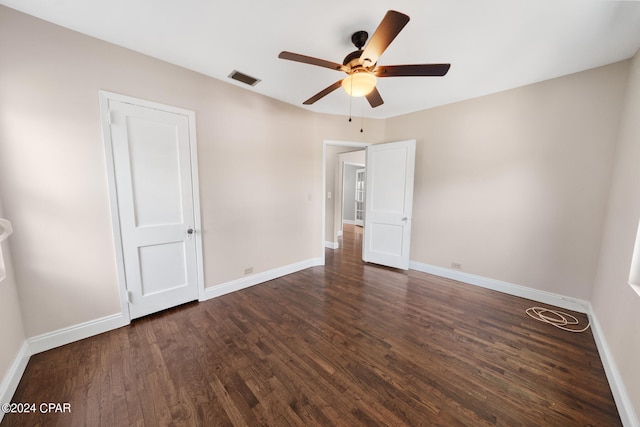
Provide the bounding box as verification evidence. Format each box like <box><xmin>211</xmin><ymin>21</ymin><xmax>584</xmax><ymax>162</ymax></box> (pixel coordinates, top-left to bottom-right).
<box><xmin>2</xmin><ymin>225</ymin><xmax>620</xmax><ymax>426</ymax></box>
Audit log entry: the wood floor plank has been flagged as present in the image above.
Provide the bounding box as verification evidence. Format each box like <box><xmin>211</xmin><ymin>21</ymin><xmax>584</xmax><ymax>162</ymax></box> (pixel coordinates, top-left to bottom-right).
<box><xmin>1</xmin><ymin>225</ymin><xmax>621</xmax><ymax>426</ymax></box>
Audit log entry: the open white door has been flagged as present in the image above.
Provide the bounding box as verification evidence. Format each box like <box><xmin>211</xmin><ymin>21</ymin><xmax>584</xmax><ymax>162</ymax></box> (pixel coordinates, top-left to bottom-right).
<box><xmin>363</xmin><ymin>140</ymin><xmax>416</xmax><ymax>270</ymax></box>
<box><xmin>104</xmin><ymin>95</ymin><xmax>200</xmax><ymax>320</ymax></box>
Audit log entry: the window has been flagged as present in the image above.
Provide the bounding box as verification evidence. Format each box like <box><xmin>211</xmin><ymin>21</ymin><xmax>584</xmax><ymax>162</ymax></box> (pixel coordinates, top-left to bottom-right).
<box><xmin>0</xmin><ymin>248</ymin><xmax>5</xmax><ymax>282</ymax></box>
<box><xmin>628</xmin><ymin>219</ymin><xmax>640</xmax><ymax>297</ymax></box>
<box><xmin>0</xmin><ymin>218</ymin><xmax>12</xmax><ymax>282</ymax></box>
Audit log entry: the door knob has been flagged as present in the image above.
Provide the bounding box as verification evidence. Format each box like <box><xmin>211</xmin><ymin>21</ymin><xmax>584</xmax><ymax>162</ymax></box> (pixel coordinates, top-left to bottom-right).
<box><xmin>187</xmin><ymin>228</ymin><xmax>194</xmax><ymax>235</ymax></box>
<box><xmin>401</xmin><ymin>217</ymin><xmax>408</xmax><ymax>222</ymax></box>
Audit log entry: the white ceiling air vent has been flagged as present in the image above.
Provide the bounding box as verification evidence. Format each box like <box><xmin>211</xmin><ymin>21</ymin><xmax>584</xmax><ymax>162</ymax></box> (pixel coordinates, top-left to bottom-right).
<box><xmin>228</xmin><ymin>70</ymin><xmax>261</xmax><ymax>87</ymax></box>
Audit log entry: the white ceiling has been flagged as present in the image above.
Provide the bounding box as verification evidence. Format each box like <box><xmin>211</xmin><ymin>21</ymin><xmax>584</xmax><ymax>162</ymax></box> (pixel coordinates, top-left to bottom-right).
<box><xmin>3</xmin><ymin>0</ymin><xmax>640</xmax><ymax>119</ymax></box>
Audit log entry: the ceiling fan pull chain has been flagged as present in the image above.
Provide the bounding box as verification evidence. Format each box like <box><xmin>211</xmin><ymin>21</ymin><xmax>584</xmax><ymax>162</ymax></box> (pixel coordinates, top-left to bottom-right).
<box><xmin>348</xmin><ymin>83</ymin><xmax>353</xmax><ymax>122</ymax></box>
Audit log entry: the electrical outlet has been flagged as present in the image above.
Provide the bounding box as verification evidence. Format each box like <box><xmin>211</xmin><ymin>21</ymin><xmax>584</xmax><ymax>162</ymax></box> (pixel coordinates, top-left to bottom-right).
<box><xmin>451</xmin><ymin>262</ymin><xmax>462</xmax><ymax>270</ymax></box>
<box><xmin>244</xmin><ymin>267</ymin><xmax>253</xmax><ymax>275</ymax></box>
<box><xmin>327</xmin><ymin>191</ymin><xmax>332</xmax><ymax>199</ymax></box>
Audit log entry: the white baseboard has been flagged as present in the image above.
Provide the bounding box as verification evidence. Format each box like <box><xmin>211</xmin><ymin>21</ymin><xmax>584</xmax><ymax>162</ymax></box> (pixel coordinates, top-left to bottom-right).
<box><xmin>0</xmin><ymin>340</ymin><xmax>30</xmax><ymax>422</ymax></box>
<box><xmin>588</xmin><ymin>307</ymin><xmax>639</xmax><ymax>427</ymax></box>
<box><xmin>201</xmin><ymin>258</ymin><xmax>323</xmax><ymax>301</ymax></box>
<box><xmin>409</xmin><ymin>261</ymin><xmax>590</xmax><ymax>313</ymax></box>
<box><xmin>409</xmin><ymin>260</ymin><xmax>638</xmax><ymax>426</ymax></box>
<box><xmin>27</xmin><ymin>313</ymin><xmax>128</xmax><ymax>355</ymax></box>
<box><xmin>324</xmin><ymin>241</ymin><xmax>339</xmax><ymax>249</ymax></box>
<box><xmin>342</xmin><ymin>220</ymin><xmax>356</xmax><ymax>225</ymax></box>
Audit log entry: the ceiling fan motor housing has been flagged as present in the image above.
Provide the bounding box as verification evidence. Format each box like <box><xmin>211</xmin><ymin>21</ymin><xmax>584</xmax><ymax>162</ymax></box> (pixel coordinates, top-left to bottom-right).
<box><xmin>344</xmin><ymin>31</ymin><xmax>374</xmax><ymax>69</ymax></box>
<box><xmin>343</xmin><ymin>50</ymin><xmax>365</xmax><ymax>68</ymax></box>
<box><xmin>351</xmin><ymin>30</ymin><xmax>368</xmax><ymax>49</ymax></box>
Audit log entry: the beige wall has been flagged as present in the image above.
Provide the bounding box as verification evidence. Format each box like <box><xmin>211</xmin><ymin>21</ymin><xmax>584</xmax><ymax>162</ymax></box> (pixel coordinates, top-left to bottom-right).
<box><xmin>0</xmin><ymin>8</ymin><xmax>123</xmax><ymax>335</ymax></box>
<box><xmin>592</xmin><ymin>49</ymin><xmax>640</xmax><ymax>415</ymax></box>
<box><xmin>385</xmin><ymin>62</ymin><xmax>629</xmax><ymax>300</ymax></box>
<box><xmin>0</xmin><ymin>198</ymin><xmax>26</xmax><ymax>390</ymax></box>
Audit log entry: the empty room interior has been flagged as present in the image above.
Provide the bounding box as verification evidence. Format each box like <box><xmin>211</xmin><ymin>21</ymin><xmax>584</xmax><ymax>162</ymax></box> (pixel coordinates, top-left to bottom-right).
<box><xmin>1</xmin><ymin>1</ymin><xmax>640</xmax><ymax>425</ymax></box>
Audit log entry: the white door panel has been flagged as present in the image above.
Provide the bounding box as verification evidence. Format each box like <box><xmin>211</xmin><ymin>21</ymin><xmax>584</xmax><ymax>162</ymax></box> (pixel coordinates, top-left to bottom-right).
<box><xmin>127</xmin><ymin>116</ymin><xmax>185</xmax><ymax>226</ymax></box>
<box><xmin>138</xmin><ymin>242</ymin><xmax>187</xmax><ymax>295</ymax></box>
<box><xmin>108</xmin><ymin>99</ymin><xmax>199</xmax><ymax>319</ymax></box>
<box><xmin>368</xmin><ymin>148</ymin><xmax>410</xmax><ymax>213</ymax></box>
<box><xmin>363</xmin><ymin>140</ymin><xmax>415</xmax><ymax>270</ymax></box>
<box><xmin>369</xmin><ymin>223</ymin><xmax>405</xmax><ymax>254</ymax></box>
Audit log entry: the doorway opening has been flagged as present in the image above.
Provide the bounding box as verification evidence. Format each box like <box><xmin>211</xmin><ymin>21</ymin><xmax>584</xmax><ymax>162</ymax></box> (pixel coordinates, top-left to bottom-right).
<box><xmin>321</xmin><ymin>140</ymin><xmax>369</xmax><ymax>264</ymax></box>
<box><xmin>342</xmin><ymin>162</ymin><xmax>366</xmax><ymax>229</ymax></box>
<box><xmin>337</xmin><ymin>161</ymin><xmax>366</xmax><ymax>258</ymax></box>
<box><xmin>321</xmin><ymin>139</ymin><xmax>416</xmax><ymax>270</ymax></box>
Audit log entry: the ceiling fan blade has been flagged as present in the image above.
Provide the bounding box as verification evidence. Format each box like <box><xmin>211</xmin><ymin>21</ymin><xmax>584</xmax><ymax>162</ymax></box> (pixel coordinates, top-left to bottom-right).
<box><xmin>366</xmin><ymin>87</ymin><xmax>384</xmax><ymax>108</ymax></box>
<box><xmin>303</xmin><ymin>80</ymin><xmax>344</xmax><ymax>105</ymax></box>
<box><xmin>375</xmin><ymin>63</ymin><xmax>451</xmax><ymax>77</ymax></box>
<box><xmin>360</xmin><ymin>10</ymin><xmax>410</xmax><ymax>67</ymax></box>
<box><xmin>279</xmin><ymin>51</ymin><xmax>345</xmax><ymax>72</ymax></box>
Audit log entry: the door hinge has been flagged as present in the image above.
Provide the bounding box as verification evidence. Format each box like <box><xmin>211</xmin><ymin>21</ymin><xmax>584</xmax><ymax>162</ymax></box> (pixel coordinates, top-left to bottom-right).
<box><xmin>127</xmin><ymin>291</ymin><xmax>133</xmax><ymax>304</ymax></box>
<box><xmin>108</xmin><ymin>110</ymin><xmax>114</xmax><ymax>125</ymax></box>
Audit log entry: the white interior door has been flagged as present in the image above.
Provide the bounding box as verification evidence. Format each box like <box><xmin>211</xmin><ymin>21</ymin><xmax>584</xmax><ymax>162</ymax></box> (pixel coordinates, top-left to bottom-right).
<box><xmin>363</xmin><ymin>140</ymin><xmax>416</xmax><ymax>270</ymax></box>
<box><xmin>107</xmin><ymin>98</ymin><xmax>199</xmax><ymax>319</ymax></box>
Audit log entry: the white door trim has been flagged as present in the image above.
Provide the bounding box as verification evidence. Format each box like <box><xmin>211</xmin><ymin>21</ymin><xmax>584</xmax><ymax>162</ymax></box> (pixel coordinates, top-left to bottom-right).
<box><xmin>98</xmin><ymin>90</ymin><xmax>205</xmax><ymax>323</ymax></box>
<box><xmin>321</xmin><ymin>140</ymin><xmax>370</xmax><ymax>264</ymax></box>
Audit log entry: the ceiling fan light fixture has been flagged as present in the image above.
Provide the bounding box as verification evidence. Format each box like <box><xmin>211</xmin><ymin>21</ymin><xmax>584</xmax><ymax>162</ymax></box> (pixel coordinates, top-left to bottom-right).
<box><xmin>342</xmin><ymin>72</ymin><xmax>377</xmax><ymax>97</ymax></box>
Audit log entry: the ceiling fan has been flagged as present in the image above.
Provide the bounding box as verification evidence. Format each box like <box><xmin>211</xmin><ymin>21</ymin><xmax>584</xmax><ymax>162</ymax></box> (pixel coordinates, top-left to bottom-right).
<box><xmin>278</xmin><ymin>10</ymin><xmax>450</xmax><ymax>108</ymax></box>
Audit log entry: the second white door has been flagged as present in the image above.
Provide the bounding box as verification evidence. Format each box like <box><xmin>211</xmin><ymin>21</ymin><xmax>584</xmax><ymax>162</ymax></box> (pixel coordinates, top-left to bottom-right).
<box><xmin>362</xmin><ymin>140</ymin><xmax>416</xmax><ymax>270</ymax></box>
<box><xmin>105</xmin><ymin>96</ymin><xmax>200</xmax><ymax>320</ymax></box>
